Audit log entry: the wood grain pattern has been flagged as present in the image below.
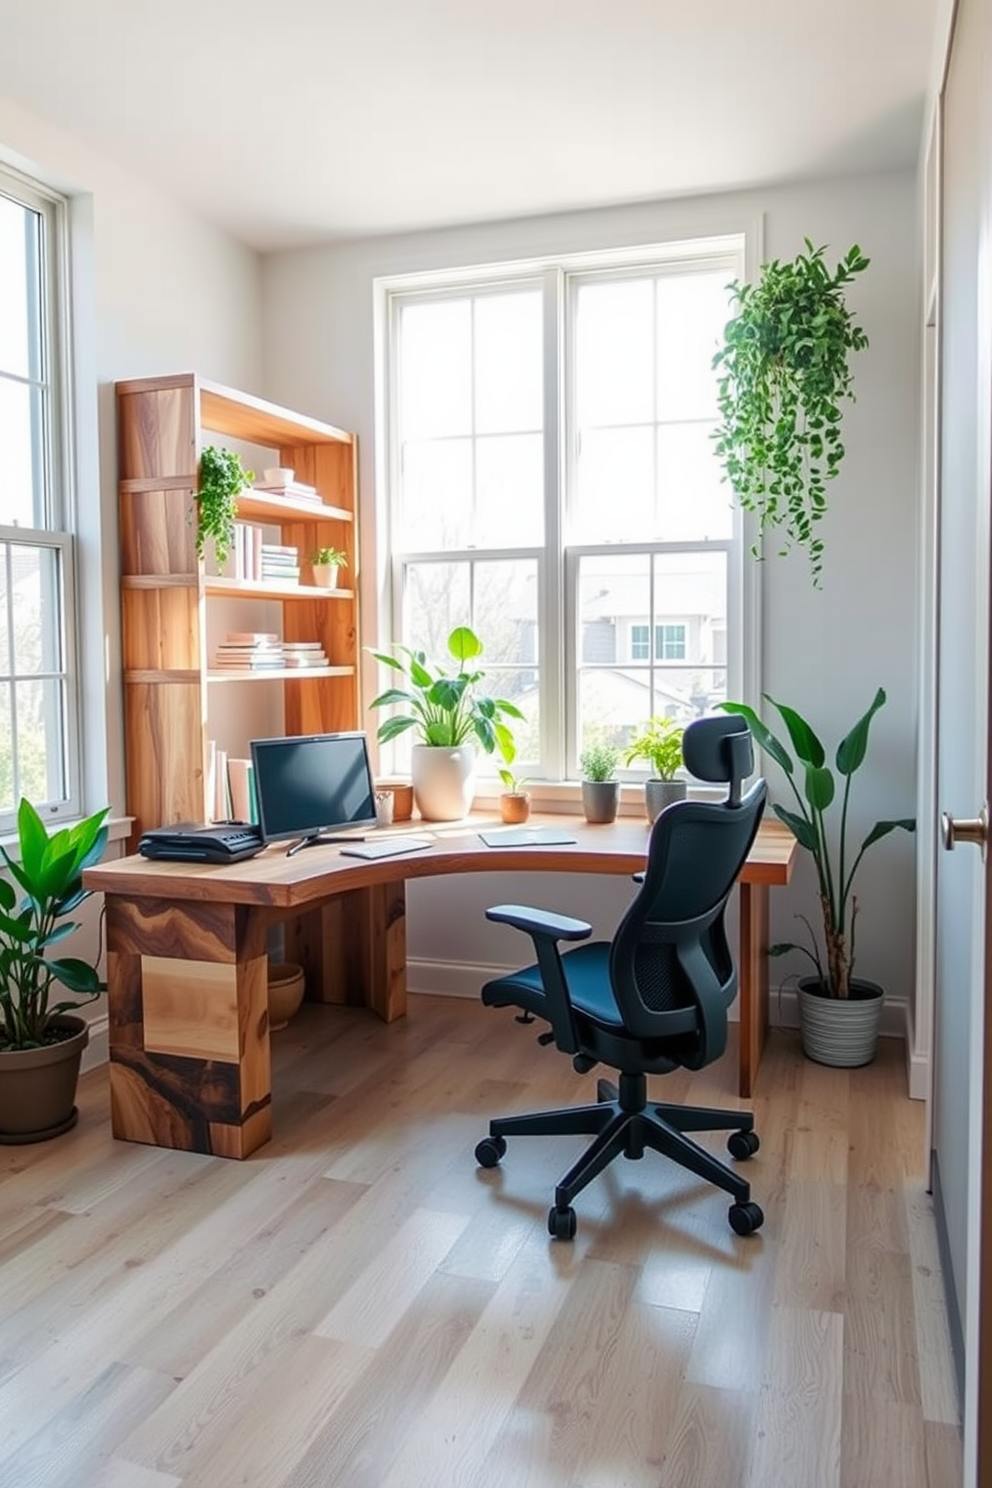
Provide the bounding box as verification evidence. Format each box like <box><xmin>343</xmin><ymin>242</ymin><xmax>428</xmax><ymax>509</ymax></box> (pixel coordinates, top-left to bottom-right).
<box><xmin>0</xmin><ymin>1005</ymin><xmax>963</xmax><ymax>1487</ymax></box>
<box><xmin>116</xmin><ymin>375</ymin><xmax>361</xmax><ymax>846</ymax></box>
<box><xmin>89</xmin><ymin>816</ymin><xmax>797</xmax><ymax>1141</ymax></box>
<box><xmin>142</xmin><ymin>956</ymin><xmax>241</xmax><ymax>1060</ymax></box>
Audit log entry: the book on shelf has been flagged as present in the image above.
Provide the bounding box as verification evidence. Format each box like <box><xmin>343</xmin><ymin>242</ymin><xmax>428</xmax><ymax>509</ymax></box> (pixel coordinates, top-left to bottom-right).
<box><xmin>282</xmin><ymin>640</ymin><xmax>323</xmax><ymax>650</ymax></box>
<box><xmin>226</xmin><ymin>632</ymin><xmax>279</xmax><ymax>644</ymax></box>
<box><xmin>252</xmin><ymin>480</ymin><xmax>320</xmax><ymax>501</ymax></box>
<box><xmin>282</xmin><ymin>652</ymin><xmax>328</xmax><ymax>667</ymax></box>
<box><xmin>227</xmin><ymin>758</ymin><xmax>258</xmax><ymax>825</ymax></box>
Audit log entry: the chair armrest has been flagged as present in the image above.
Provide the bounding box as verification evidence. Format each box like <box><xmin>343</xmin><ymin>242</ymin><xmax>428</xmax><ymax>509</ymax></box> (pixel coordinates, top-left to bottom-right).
<box><xmin>486</xmin><ymin>905</ymin><xmax>592</xmax><ymax>941</ymax></box>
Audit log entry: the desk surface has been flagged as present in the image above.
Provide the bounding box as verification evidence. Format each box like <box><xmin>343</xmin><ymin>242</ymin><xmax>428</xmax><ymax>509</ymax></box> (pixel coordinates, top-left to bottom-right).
<box><xmin>85</xmin><ymin>813</ymin><xmax>797</xmax><ymax>906</ymax></box>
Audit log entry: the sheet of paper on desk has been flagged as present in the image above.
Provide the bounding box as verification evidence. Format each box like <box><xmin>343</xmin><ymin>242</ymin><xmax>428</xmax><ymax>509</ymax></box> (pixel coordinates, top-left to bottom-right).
<box><xmin>478</xmin><ymin>827</ymin><xmax>578</xmax><ymax>847</ymax></box>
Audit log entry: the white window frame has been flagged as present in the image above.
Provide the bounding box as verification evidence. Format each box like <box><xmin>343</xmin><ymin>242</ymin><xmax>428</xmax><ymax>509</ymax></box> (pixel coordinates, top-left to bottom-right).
<box><xmin>0</xmin><ymin>165</ymin><xmax>81</xmax><ymax>829</ymax></box>
<box><xmin>376</xmin><ymin>231</ymin><xmax>761</xmax><ymax>787</ymax></box>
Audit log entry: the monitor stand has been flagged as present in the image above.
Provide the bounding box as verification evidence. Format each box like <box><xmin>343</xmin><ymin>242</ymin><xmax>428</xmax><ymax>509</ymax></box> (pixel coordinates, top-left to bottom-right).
<box><xmin>285</xmin><ymin>830</ymin><xmax>369</xmax><ymax>858</ymax></box>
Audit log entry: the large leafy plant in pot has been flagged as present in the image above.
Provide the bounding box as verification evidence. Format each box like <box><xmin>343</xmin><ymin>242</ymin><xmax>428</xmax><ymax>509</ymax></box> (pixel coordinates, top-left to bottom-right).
<box><xmin>0</xmin><ymin>799</ymin><xmax>110</xmax><ymax>1140</ymax></box>
<box><xmin>369</xmin><ymin>626</ymin><xmax>525</xmax><ymax>821</ymax></box>
<box><xmin>712</xmin><ymin>240</ymin><xmax>870</xmax><ymax>586</ymax></box>
<box><xmin>722</xmin><ymin>691</ymin><xmax>914</xmax><ymax>1065</ymax></box>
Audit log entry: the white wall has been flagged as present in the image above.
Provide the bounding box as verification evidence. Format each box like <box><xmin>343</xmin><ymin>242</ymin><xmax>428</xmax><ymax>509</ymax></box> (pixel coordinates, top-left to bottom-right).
<box><xmin>260</xmin><ymin>171</ymin><xmax>921</xmax><ymax>1025</ymax></box>
<box><xmin>0</xmin><ymin>92</ymin><xmax>264</xmax><ymax>1062</ymax></box>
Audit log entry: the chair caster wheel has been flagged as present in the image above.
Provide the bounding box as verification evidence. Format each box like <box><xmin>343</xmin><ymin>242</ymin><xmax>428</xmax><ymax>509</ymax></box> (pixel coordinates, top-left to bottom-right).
<box><xmin>548</xmin><ymin>1205</ymin><xmax>577</xmax><ymax>1240</ymax></box>
<box><xmin>475</xmin><ymin>1135</ymin><xmax>507</xmax><ymax>1168</ymax></box>
<box><xmin>728</xmin><ymin>1200</ymin><xmax>764</xmax><ymax>1235</ymax></box>
<box><xmin>727</xmin><ymin>1129</ymin><xmax>760</xmax><ymax>1160</ymax></box>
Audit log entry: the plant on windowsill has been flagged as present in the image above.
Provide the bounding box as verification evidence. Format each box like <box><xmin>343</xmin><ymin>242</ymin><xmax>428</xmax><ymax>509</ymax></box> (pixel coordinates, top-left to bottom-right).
<box><xmin>368</xmin><ymin>625</ymin><xmax>525</xmax><ymax>822</ymax></box>
<box><xmin>712</xmin><ymin>239</ymin><xmax>870</xmax><ymax>586</ymax></box>
<box><xmin>579</xmin><ymin>742</ymin><xmax>621</xmax><ymax>825</ymax></box>
<box><xmin>0</xmin><ymin>798</ymin><xmax>111</xmax><ymax>1142</ymax></box>
<box><xmin>498</xmin><ymin>769</ymin><xmax>532</xmax><ymax>825</ymax></box>
<box><xmin>309</xmin><ymin>546</ymin><xmax>348</xmax><ymax>589</ymax></box>
<box><xmin>721</xmin><ymin>689</ymin><xmax>915</xmax><ymax>1067</ymax></box>
<box><xmin>623</xmin><ymin>718</ymin><xmax>687</xmax><ymax>824</ymax></box>
<box><xmin>195</xmin><ymin>445</ymin><xmax>254</xmax><ymax>569</ymax></box>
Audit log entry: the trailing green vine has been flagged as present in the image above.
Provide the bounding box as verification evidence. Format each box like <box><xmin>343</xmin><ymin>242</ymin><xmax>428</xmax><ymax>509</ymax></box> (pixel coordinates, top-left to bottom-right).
<box><xmin>194</xmin><ymin>445</ymin><xmax>253</xmax><ymax>567</ymax></box>
<box><xmin>712</xmin><ymin>240</ymin><xmax>870</xmax><ymax>585</ymax></box>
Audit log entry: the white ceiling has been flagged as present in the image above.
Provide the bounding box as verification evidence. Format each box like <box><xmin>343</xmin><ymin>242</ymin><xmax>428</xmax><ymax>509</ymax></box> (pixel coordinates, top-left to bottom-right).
<box><xmin>0</xmin><ymin>0</ymin><xmax>941</xmax><ymax>252</ymax></box>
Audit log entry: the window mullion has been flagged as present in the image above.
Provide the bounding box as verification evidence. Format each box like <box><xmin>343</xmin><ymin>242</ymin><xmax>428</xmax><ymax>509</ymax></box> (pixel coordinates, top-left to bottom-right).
<box><xmin>540</xmin><ymin>266</ymin><xmax>566</xmax><ymax>780</ymax></box>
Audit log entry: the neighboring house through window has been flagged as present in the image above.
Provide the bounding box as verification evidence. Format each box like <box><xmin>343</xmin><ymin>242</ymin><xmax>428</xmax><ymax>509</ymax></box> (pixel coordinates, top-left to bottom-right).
<box><xmin>0</xmin><ymin>166</ymin><xmax>79</xmax><ymax>829</ymax></box>
<box><xmin>377</xmin><ymin>233</ymin><xmax>749</xmax><ymax>782</ymax></box>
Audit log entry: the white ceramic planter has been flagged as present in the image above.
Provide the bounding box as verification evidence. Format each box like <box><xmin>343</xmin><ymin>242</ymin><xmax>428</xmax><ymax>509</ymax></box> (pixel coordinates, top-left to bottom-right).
<box><xmin>797</xmin><ymin>976</ymin><xmax>884</xmax><ymax>1067</ymax></box>
<box><xmin>311</xmin><ymin>564</ymin><xmax>340</xmax><ymax>589</ymax></box>
<box><xmin>411</xmin><ymin>744</ymin><xmax>477</xmax><ymax>821</ymax></box>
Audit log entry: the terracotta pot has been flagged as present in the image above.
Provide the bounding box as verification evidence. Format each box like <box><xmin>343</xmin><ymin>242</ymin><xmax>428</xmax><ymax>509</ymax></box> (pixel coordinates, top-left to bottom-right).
<box><xmin>500</xmin><ymin>791</ymin><xmax>531</xmax><ymax>824</ymax></box>
<box><xmin>0</xmin><ymin>1014</ymin><xmax>89</xmax><ymax>1143</ymax></box>
<box><xmin>267</xmin><ymin>961</ymin><xmax>306</xmax><ymax>1032</ymax></box>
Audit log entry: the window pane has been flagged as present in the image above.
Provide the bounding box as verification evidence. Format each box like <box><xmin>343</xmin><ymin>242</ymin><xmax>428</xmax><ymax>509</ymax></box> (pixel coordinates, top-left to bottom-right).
<box><xmin>398</xmin><ymin>437</ymin><xmax>472</xmax><ymax>549</ymax></box>
<box><xmin>404</xmin><ymin>562</ymin><xmax>472</xmax><ymax>662</ymax></box>
<box><xmin>656</xmin><ymin>271</ymin><xmax>730</xmax><ymax>421</ymax></box>
<box><xmin>657</xmin><ymin>423</ymin><xmax>732</xmax><ymax>540</ymax></box>
<box><xmin>575</xmin><ymin>425</ymin><xmax>654</xmax><ymax>541</ymax></box>
<box><xmin>0</xmin><ymin>682</ymin><xmax>11</xmax><ymax>813</ymax></box>
<box><xmin>475</xmin><ymin>433</ymin><xmax>543</xmax><ymax>546</ymax></box>
<box><xmin>12</xmin><ymin>545</ymin><xmax>62</xmax><ymax>673</ymax></box>
<box><xmin>15</xmin><ymin>675</ymin><xmax>66</xmax><ymax>803</ymax></box>
<box><xmin>0</xmin><ymin>377</ymin><xmax>45</xmax><ymax>527</ymax></box>
<box><xmin>474</xmin><ymin>291</ymin><xmax>542</xmax><ymax>434</ymax></box>
<box><xmin>575</xmin><ymin>279</ymin><xmax>653</xmax><ymax>426</ymax></box>
<box><xmin>0</xmin><ymin>192</ymin><xmax>42</xmax><ymax>381</ymax></box>
<box><xmin>576</xmin><ymin>549</ymin><xmax>728</xmax><ymax>763</ymax></box>
<box><xmin>399</xmin><ymin>299</ymin><xmax>472</xmax><ymax>438</ymax></box>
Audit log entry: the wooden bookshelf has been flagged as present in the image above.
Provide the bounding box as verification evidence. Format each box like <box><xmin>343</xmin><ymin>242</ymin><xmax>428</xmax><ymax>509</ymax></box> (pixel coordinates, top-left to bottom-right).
<box><xmin>116</xmin><ymin>373</ymin><xmax>360</xmax><ymax>846</ymax></box>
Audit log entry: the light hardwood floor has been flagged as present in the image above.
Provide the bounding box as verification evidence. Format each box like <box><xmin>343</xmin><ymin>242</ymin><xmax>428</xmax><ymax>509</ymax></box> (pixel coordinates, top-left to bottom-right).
<box><xmin>0</xmin><ymin>995</ymin><xmax>962</xmax><ymax>1488</ymax></box>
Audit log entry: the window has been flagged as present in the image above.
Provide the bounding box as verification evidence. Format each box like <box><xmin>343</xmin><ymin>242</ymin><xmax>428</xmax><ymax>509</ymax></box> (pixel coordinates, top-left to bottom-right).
<box><xmin>380</xmin><ymin>235</ymin><xmax>747</xmax><ymax>782</ymax></box>
<box><xmin>0</xmin><ymin>168</ymin><xmax>78</xmax><ymax>828</ymax></box>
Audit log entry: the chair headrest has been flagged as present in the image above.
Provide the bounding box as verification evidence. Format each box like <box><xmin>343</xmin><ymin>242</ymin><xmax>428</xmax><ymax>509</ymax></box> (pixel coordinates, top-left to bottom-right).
<box><xmin>682</xmin><ymin>715</ymin><xmax>754</xmax><ymax>796</ymax></box>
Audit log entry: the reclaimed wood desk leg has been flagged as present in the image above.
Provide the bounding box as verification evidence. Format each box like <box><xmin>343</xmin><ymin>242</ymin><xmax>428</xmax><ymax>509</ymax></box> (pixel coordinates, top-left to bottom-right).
<box><xmin>738</xmin><ymin>879</ymin><xmax>770</xmax><ymax>1098</ymax></box>
<box><xmin>105</xmin><ymin>894</ymin><xmax>272</xmax><ymax>1158</ymax></box>
<box><xmin>288</xmin><ymin>879</ymin><xmax>408</xmax><ymax>1022</ymax></box>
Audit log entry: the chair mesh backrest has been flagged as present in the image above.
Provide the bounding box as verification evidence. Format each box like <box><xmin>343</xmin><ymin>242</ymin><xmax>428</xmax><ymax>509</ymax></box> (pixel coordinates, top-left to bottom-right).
<box><xmin>608</xmin><ymin>720</ymin><xmax>766</xmax><ymax>1045</ymax></box>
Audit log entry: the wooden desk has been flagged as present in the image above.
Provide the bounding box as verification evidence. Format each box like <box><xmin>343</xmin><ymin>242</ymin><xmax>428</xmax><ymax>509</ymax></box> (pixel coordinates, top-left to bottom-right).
<box><xmin>83</xmin><ymin>815</ymin><xmax>796</xmax><ymax>1157</ymax></box>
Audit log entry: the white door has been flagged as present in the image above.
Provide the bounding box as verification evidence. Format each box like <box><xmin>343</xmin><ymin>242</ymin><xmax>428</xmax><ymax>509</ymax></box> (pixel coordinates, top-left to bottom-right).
<box><xmin>932</xmin><ymin>0</ymin><xmax>992</xmax><ymax>1479</ymax></box>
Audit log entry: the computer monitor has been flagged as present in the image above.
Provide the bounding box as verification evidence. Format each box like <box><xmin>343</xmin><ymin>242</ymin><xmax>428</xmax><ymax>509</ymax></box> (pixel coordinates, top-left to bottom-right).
<box><xmin>250</xmin><ymin>731</ymin><xmax>378</xmax><ymax>856</ymax></box>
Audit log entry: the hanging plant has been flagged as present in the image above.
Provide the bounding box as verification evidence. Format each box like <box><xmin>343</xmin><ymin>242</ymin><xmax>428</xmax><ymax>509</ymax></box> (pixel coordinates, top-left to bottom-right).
<box><xmin>194</xmin><ymin>445</ymin><xmax>253</xmax><ymax>567</ymax></box>
<box><xmin>712</xmin><ymin>239</ymin><xmax>870</xmax><ymax>585</ymax></box>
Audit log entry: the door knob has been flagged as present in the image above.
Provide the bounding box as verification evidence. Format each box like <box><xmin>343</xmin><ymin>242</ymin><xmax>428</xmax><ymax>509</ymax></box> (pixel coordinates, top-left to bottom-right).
<box><xmin>941</xmin><ymin>804</ymin><xmax>988</xmax><ymax>857</ymax></box>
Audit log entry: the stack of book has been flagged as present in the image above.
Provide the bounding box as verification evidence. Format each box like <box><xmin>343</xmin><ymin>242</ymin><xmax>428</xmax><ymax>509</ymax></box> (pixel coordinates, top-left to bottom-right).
<box><xmin>212</xmin><ymin>632</ymin><xmax>285</xmax><ymax>670</ymax></box>
<box><xmin>259</xmin><ymin>542</ymin><xmax>300</xmax><ymax>583</ymax></box>
<box><xmin>253</xmin><ymin>478</ymin><xmax>322</xmax><ymax>504</ymax></box>
<box><xmin>282</xmin><ymin>641</ymin><xmax>329</xmax><ymax>669</ymax></box>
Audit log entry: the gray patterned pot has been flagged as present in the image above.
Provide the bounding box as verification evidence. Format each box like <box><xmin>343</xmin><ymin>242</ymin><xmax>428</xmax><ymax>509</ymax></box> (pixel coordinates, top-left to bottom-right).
<box><xmin>797</xmin><ymin>977</ymin><xmax>884</xmax><ymax>1067</ymax></box>
<box><xmin>644</xmin><ymin>778</ymin><xmax>687</xmax><ymax>823</ymax></box>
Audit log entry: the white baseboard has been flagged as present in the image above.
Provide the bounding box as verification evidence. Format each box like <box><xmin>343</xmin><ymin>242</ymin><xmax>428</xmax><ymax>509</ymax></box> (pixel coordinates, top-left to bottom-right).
<box><xmin>81</xmin><ymin>1012</ymin><xmax>109</xmax><ymax>1072</ymax></box>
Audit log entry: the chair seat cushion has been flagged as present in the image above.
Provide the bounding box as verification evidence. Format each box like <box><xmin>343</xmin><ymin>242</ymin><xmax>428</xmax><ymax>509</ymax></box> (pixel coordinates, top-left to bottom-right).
<box><xmin>483</xmin><ymin>941</ymin><xmax>620</xmax><ymax>1026</ymax></box>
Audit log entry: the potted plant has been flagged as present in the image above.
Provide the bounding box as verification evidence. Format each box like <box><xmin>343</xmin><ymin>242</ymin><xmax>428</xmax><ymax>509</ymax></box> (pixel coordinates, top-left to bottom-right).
<box><xmin>722</xmin><ymin>689</ymin><xmax>915</xmax><ymax>1066</ymax></box>
<box><xmin>579</xmin><ymin>743</ymin><xmax>621</xmax><ymax>825</ymax></box>
<box><xmin>624</xmin><ymin>717</ymin><xmax>686</xmax><ymax>823</ymax></box>
<box><xmin>0</xmin><ymin>798</ymin><xmax>111</xmax><ymax>1141</ymax></box>
<box><xmin>712</xmin><ymin>239</ymin><xmax>870</xmax><ymax>586</ymax></box>
<box><xmin>310</xmin><ymin>546</ymin><xmax>348</xmax><ymax>589</ymax></box>
<box><xmin>194</xmin><ymin>445</ymin><xmax>253</xmax><ymax>569</ymax></box>
<box><xmin>498</xmin><ymin>769</ymin><xmax>532</xmax><ymax>825</ymax></box>
<box><xmin>369</xmin><ymin>625</ymin><xmax>525</xmax><ymax>821</ymax></box>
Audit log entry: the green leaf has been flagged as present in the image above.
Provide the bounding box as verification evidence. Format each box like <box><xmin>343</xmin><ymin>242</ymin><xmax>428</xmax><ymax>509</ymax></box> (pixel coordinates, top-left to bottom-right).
<box><xmin>719</xmin><ymin>702</ymin><xmax>794</xmax><ymax>775</ymax></box>
<box><xmin>772</xmin><ymin>803</ymin><xmax>818</xmax><ymax>852</ymax></box>
<box><xmin>804</xmin><ymin>764</ymin><xmax>835</xmax><ymax>813</ymax></box>
<box><xmin>447</xmin><ymin>626</ymin><xmax>482</xmax><ymax>665</ymax></box>
<box><xmin>764</xmin><ymin>694</ymin><xmax>824</xmax><ymax>767</ymax></box>
<box><xmin>836</xmin><ymin>687</ymin><xmax>886</xmax><ymax>775</ymax></box>
<box><xmin>861</xmin><ymin>818</ymin><xmax>915</xmax><ymax>851</ymax></box>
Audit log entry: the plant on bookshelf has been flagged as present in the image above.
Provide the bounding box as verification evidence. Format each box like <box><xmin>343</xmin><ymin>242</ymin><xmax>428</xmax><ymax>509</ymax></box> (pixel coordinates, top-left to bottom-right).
<box><xmin>196</xmin><ymin>446</ymin><xmax>254</xmax><ymax>567</ymax></box>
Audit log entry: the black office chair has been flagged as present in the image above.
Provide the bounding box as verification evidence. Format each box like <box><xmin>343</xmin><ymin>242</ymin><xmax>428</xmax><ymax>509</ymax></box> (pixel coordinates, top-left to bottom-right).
<box><xmin>474</xmin><ymin>714</ymin><xmax>768</xmax><ymax>1240</ymax></box>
